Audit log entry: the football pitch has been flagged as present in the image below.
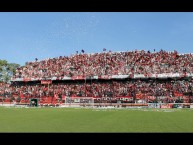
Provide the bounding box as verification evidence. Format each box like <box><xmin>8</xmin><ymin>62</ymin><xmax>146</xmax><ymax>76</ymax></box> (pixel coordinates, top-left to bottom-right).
<box><xmin>0</xmin><ymin>107</ymin><xmax>193</xmax><ymax>132</ymax></box>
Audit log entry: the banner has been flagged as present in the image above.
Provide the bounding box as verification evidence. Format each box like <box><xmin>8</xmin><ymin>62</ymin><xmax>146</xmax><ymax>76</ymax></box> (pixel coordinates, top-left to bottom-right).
<box><xmin>31</xmin><ymin>78</ymin><xmax>39</xmax><ymax>81</ymax></box>
<box><xmin>180</xmin><ymin>73</ymin><xmax>187</xmax><ymax>78</ymax></box>
<box><xmin>72</xmin><ymin>76</ymin><xmax>85</xmax><ymax>80</ymax></box>
<box><xmin>116</xmin><ymin>96</ymin><xmax>132</xmax><ymax>98</ymax></box>
<box><xmin>170</xmin><ymin>73</ymin><xmax>180</xmax><ymax>77</ymax></box>
<box><xmin>99</xmin><ymin>75</ymin><xmax>112</xmax><ymax>79</ymax></box>
<box><xmin>51</xmin><ymin>77</ymin><xmax>57</xmax><ymax>80</ymax></box>
<box><xmin>41</xmin><ymin>80</ymin><xmax>52</xmax><ymax>84</ymax></box>
<box><xmin>93</xmin><ymin>76</ymin><xmax>98</xmax><ymax>79</ymax></box>
<box><xmin>116</xmin><ymin>96</ymin><xmax>133</xmax><ymax>101</ymax></box>
<box><xmin>12</xmin><ymin>78</ymin><xmax>23</xmax><ymax>81</ymax></box>
<box><xmin>62</xmin><ymin>76</ymin><xmax>71</xmax><ymax>80</ymax></box>
<box><xmin>174</xmin><ymin>92</ymin><xmax>183</xmax><ymax>97</ymax></box>
<box><xmin>23</xmin><ymin>78</ymin><xmax>31</xmax><ymax>82</ymax></box>
<box><xmin>42</xmin><ymin>77</ymin><xmax>51</xmax><ymax>80</ymax></box>
<box><xmin>160</xmin><ymin>104</ymin><xmax>172</xmax><ymax>108</ymax></box>
<box><xmin>112</xmin><ymin>75</ymin><xmax>129</xmax><ymax>79</ymax></box>
<box><xmin>134</xmin><ymin>74</ymin><xmax>145</xmax><ymax>78</ymax></box>
<box><xmin>158</xmin><ymin>74</ymin><xmax>167</xmax><ymax>78</ymax></box>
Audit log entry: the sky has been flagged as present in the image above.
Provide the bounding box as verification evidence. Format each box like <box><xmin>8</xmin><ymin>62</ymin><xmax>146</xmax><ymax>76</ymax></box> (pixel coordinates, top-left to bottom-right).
<box><xmin>0</xmin><ymin>12</ymin><xmax>193</xmax><ymax>66</ymax></box>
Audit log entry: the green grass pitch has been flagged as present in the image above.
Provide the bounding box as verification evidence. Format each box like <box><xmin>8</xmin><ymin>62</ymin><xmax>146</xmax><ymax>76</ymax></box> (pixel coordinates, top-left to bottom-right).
<box><xmin>0</xmin><ymin>107</ymin><xmax>193</xmax><ymax>132</ymax></box>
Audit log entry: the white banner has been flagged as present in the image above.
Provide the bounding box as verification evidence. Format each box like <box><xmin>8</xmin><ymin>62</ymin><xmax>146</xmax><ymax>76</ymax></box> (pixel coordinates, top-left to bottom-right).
<box><xmin>134</xmin><ymin>74</ymin><xmax>145</xmax><ymax>78</ymax></box>
<box><xmin>51</xmin><ymin>77</ymin><xmax>57</xmax><ymax>80</ymax></box>
<box><xmin>62</xmin><ymin>76</ymin><xmax>72</xmax><ymax>80</ymax></box>
<box><xmin>112</xmin><ymin>75</ymin><xmax>129</xmax><ymax>78</ymax></box>
<box><xmin>93</xmin><ymin>76</ymin><xmax>98</xmax><ymax>79</ymax></box>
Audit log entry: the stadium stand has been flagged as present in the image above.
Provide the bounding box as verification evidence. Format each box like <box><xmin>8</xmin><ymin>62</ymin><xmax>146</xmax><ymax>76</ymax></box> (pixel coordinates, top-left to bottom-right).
<box><xmin>1</xmin><ymin>50</ymin><xmax>193</xmax><ymax>106</ymax></box>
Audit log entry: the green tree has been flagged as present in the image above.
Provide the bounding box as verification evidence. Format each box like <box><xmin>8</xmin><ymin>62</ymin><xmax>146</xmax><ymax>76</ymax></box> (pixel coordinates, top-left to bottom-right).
<box><xmin>0</xmin><ymin>59</ymin><xmax>20</xmax><ymax>83</ymax></box>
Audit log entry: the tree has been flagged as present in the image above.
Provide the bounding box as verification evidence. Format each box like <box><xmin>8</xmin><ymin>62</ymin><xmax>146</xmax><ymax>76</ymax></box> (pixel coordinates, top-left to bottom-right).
<box><xmin>0</xmin><ymin>59</ymin><xmax>20</xmax><ymax>83</ymax></box>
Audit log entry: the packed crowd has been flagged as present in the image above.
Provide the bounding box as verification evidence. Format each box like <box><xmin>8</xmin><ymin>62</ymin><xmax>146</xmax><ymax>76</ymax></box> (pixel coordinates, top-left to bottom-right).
<box><xmin>1</xmin><ymin>79</ymin><xmax>193</xmax><ymax>103</ymax></box>
<box><xmin>1</xmin><ymin>50</ymin><xmax>193</xmax><ymax>104</ymax></box>
<box><xmin>12</xmin><ymin>50</ymin><xmax>193</xmax><ymax>79</ymax></box>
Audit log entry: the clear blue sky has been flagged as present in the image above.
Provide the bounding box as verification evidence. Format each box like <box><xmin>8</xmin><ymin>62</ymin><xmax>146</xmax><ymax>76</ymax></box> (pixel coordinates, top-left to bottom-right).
<box><xmin>0</xmin><ymin>12</ymin><xmax>193</xmax><ymax>66</ymax></box>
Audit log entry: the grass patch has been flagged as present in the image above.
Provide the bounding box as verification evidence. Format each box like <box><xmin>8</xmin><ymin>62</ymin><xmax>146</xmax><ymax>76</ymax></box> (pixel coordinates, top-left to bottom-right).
<box><xmin>0</xmin><ymin>107</ymin><xmax>193</xmax><ymax>132</ymax></box>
